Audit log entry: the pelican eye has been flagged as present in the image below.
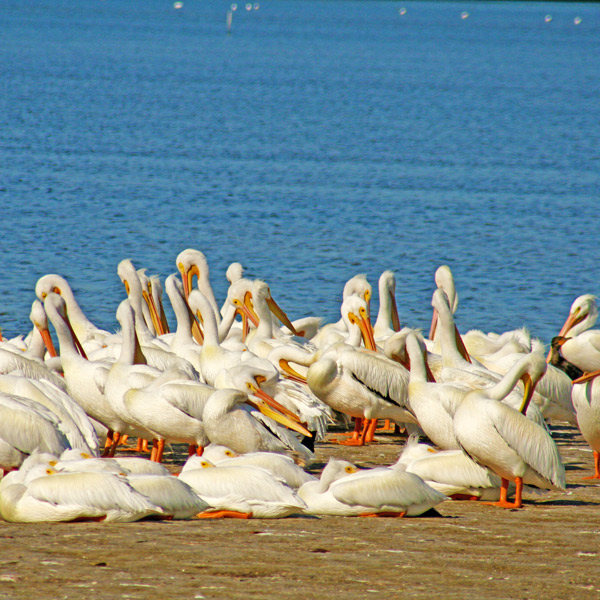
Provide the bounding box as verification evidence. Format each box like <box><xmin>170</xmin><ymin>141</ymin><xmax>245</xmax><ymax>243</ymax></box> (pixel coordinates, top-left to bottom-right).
<box><xmin>427</xmin><ymin>448</ymin><xmax>437</xmax><ymax>454</ymax></box>
<box><xmin>345</xmin><ymin>466</ymin><xmax>355</xmax><ymax>473</ymax></box>
<box><xmin>348</xmin><ymin>313</ymin><xmax>358</xmax><ymax>324</ymax></box>
<box><xmin>225</xmin><ymin>451</ymin><xmax>235</xmax><ymax>457</ymax></box>
<box><xmin>46</xmin><ymin>468</ymin><xmax>53</xmax><ymax>475</ymax></box>
<box><xmin>359</xmin><ymin>307</ymin><xmax>368</xmax><ymax>318</ymax></box>
<box><xmin>364</xmin><ymin>290</ymin><xmax>371</xmax><ymax>302</ymax></box>
<box><xmin>41</xmin><ymin>292</ymin><xmax>47</xmax><ymax>299</ymax></box>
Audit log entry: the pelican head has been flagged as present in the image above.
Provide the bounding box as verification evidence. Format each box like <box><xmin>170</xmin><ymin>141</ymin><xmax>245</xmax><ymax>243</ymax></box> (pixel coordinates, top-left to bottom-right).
<box><xmin>35</xmin><ymin>274</ymin><xmax>69</xmax><ymax>302</ymax></box>
<box><xmin>30</xmin><ymin>299</ymin><xmax>57</xmax><ymax>357</ymax></box>
<box><xmin>518</xmin><ymin>352</ymin><xmax>547</xmax><ymax>414</ymax></box>
<box><xmin>558</xmin><ymin>294</ymin><xmax>598</xmax><ymax>338</ymax></box>
<box><xmin>343</xmin><ymin>274</ymin><xmax>372</xmax><ymax>310</ymax></box>
<box><xmin>226</xmin><ymin>262</ymin><xmax>244</xmax><ymax>284</ymax></box>
<box><xmin>318</xmin><ymin>458</ymin><xmax>359</xmax><ymax>492</ymax></box>
<box><xmin>176</xmin><ymin>248</ymin><xmax>209</xmax><ymax>299</ymax></box>
<box><xmin>341</xmin><ymin>295</ymin><xmax>376</xmax><ymax>350</ymax></box>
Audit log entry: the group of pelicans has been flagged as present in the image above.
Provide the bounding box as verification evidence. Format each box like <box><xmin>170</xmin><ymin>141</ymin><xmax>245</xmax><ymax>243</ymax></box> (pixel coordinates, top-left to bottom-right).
<box><xmin>0</xmin><ymin>249</ymin><xmax>598</xmax><ymax>522</ymax></box>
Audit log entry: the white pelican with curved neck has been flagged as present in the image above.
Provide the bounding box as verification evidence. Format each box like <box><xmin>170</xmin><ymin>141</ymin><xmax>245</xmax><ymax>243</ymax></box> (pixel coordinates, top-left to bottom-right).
<box><xmin>451</xmin><ymin>352</ymin><xmax>565</xmax><ymax>508</ymax></box>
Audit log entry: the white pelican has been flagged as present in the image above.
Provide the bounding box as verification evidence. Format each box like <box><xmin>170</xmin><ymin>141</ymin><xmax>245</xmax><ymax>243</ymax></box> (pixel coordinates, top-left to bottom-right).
<box><xmin>176</xmin><ymin>248</ymin><xmax>221</xmax><ymax>323</ymax></box>
<box><xmin>0</xmin><ymin>375</ymin><xmax>99</xmax><ymax>455</ymax></box>
<box><xmin>404</xmin><ymin>332</ymin><xmax>466</xmax><ymax>450</ymax></box>
<box><xmin>179</xmin><ymin>459</ymin><xmax>306</xmax><ymax>518</ymax></box>
<box><xmin>163</xmin><ymin>274</ymin><xmax>204</xmax><ymax>369</ymax></box>
<box><xmin>189</xmin><ymin>444</ymin><xmax>316</xmax><ymax>489</ymax></box>
<box><xmin>396</xmin><ymin>436</ymin><xmax>504</xmax><ymax>501</ymax></box>
<box><xmin>373</xmin><ymin>270</ymin><xmax>401</xmax><ymax>342</ymax></box>
<box><xmin>431</xmin><ymin>289</ymin><xmax>548</xmax><ymax>427</ymax></box>
<box><xmin>307</xmin><ymin>296</ymin><xmax>415</xmax><ymax>445</ymax></box>
<box><xmin>311</xmin><ymin>273</ymin><xmax>373</xmax><ymax>349</ymax></box>
<box><xmin>0</xmin><ymin>347</ymin><xmax>65</xmax><ymax>390</ymax></box>
<box><xmin>450</xmin><ymin>352</ymin><xmax>566</xmax><ymax>508</ymax></box>
<box><xmin>117</xmin><ymin>259</ymin><xmax>170</xmax><ymax>351</ymax></box>
<box><xmin>43</xmin><ymin>293</ymin><xmax>119</xmax><ymax>441</ymax></box>
<box><xmin>123</xmin><ymin>375</ymin><xmax>212</xmax><ymax>462</ymax></box>
<box><xmin>200</xmin><ymin>389</ymin><xmax>314</xmax><ymax>464</ymax></box>
<box><xmin>189</xmin><ymin>289</ymin><xmax>251</xmax><ymax>385</ymax></box>
<box><xmin>429</xmin><ymin>265</ymin><xmax>459</xmax><ymax>350</ymax></box>
<box><xmin>216</xmin><ymin>360</ymin><xmax>333</xmax><ymax>442</ymax></box>
<box><xmin>149</xmin><ymin>274</ymin><xmax>171</xmax><ymax>335</ymax></box>
<box><xmin>0</xmin><ymin>465</ymin><xmax>163</xmax><ymax>523</ymax></box>
<box><xmin>229</xmin><ymin>279</ymin><xmax>301</xmax><ymax>356</ymax></box>
<box><xmin>126</xmin><ymin>474</ymin><xmax>208</xmax><ymax>519</ymax></box>
<box><xmin>557</xmin><ymin>294</ymin><xmax>598</xmax><ymax>338</ymax></box>
<box><xmin>103</xmin><ymin>299</ymin><xmax>173</xmax><ymax>456</ymax></box>
<box><xmin>35</xmin><ymin>274</ymin><xmax>110</xmax><ymax>344</ymax></box>
<box><xmin>571</xmin><ymin>371</ymin><xmax>600</xmax><ymax>479</ymax></box>
<box><xmin>298</xmin><ymin>458</ymin><xmax>447</xmax><ymax>517</ymax></box>
<box><xmin>476</xmin><ymin>341</ymin><xmax>577</xmax><ymax>425</ymax></box>
<box><xmin>0</xmin><ymin>393</ymin><xmax>70</xmax><ymax>475</ymax></box>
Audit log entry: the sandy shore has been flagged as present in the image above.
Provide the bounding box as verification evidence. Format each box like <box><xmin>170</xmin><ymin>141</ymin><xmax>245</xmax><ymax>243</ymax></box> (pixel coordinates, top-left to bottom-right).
<box><xmin>1</xmin><ymin>423</ymin><xmax>599</xmax><ymax>600</ymax></box>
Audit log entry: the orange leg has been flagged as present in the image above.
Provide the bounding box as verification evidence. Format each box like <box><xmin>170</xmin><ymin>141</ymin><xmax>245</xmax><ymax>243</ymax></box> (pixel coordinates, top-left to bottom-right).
<box><xmin>450</xmin><ymin>494</ymin><xmax>480</xmax><ymax>501</ymax></box>
<box><xmin>150</xmin><ymin>439</ymin><xmax>159</xmax><ymax>462</ymax></box>
<box><xmin>107</xmin><ymin>432</ymin><xmax>121</xmax><ymax>458</ymax></box>
<box><xmin>196</xmin><ymin>446</ymin><xmax>204</xmax><ymax>456</ymax></box>
<box><xmin>364</xmin><ymin>419</ymin><xmax>379</xmax><ymax>443</ymax></box>
<box><xmin>151</xmin><ymin>439</ymin><xmax>166</xmax><ymax>463</ymax></box>
<box><xmin>196</xmin><ymin>510</ymin><xmax>252</xmax><ymax>519</ymax></box>
<box><xmin>359</xmin><ymin>511</ymin><xmax>407</xmax><ymax>518</ymax></box>
<box><xmin>375</xmin><ymin>419</ymin><xmax>396</xmax><ymax>433</ymax></box>
<box><xmin>483</xmin><ymin>477</ymin><xmax>523</xmax><ymax>509</ymax></box>
<box><xmin>583</xmin><ymin>451</ymin><xmax>600</xmax><ymax>480</ymax></box>
<box><xmin>331</xmin><ymin>417</ymin><xmax>363</xmax><ymax>440</ymax></box>
<box><xmin>335</xmin><ymin>418</ymin><xmax>370</xmax><ymax>446</ymax></box>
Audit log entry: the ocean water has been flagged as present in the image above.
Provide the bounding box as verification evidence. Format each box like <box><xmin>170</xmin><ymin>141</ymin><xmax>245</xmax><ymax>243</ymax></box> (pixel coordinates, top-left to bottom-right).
<box><xmin>1</xmin><ymin>0</ymin><xmax>599</xmax><ymax>344</ymax></box>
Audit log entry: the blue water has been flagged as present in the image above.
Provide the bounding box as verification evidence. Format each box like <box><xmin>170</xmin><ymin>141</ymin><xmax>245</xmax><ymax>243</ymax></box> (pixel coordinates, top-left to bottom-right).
<box><xmin>1</xmin><ymin>0</ymin><xmax>599</xmax><ymax>343</ymax></box>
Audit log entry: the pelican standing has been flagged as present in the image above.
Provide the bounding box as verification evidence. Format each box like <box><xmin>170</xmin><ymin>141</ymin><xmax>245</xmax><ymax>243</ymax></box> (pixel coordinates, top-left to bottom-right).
<box><xmin>451</xmin><ymin>352</ymin><xmax>566</xmax><ymax>508</ymax></box>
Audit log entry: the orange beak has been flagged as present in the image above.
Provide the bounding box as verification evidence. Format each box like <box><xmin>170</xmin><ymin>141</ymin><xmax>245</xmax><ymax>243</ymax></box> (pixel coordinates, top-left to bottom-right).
<box><xmin>390</xmin><ymin>291</ymin><xmax>401</xmax><ymax>333</ymax></box>
<box><xmin>39</xmin><ymin>326</ymin><xmax>58</xmax><ymax>358</ymax></box>
<box><xmin>558</xmin><ymin>307</ymin><xmax>583</xmax><ymax>338</ymax></box>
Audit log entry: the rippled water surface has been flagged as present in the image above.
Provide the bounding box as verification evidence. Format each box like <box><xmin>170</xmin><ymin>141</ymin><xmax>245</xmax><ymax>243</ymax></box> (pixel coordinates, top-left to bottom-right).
<box><xmin>1</xmin><ymin>0</ymin><xmax>599</xmax><ymax>342</ymax></box>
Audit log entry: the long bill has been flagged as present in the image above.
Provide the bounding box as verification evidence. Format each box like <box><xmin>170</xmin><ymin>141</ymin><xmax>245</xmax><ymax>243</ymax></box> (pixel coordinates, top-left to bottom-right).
<box><xmin>355</xmin><ymin>312</ymin><xmax>377</xmax><ymax>351</ymax></box>
<box><xmin>454</xmin><ymin>325</ymin><xmax>472</xmax><ymax>364</ymax></box>
<box><xmin>572</xmin><ymin>370</ymin><xmax>600</xmax><ymax>385</ymax></box>
<box><xmin>38</xmin><ymin>326</ymin><xmax>58</xmax><ymax>358</ymax></box>
<box><xmin>251</xmin><ymin>386</ymin><xmax>303</xmax><ymax>425</ymax></box>
<box><xmin>390</xmin><ymin>290</ymin><xmax>401</xmax><ymax>332</ymax></box>
<box><xmin>429</xmin><ymin>309</ymin><xmax>438</xmax><ymax>341</ymax></box>
<box><xmin>265</xmin><ymin>295</ymin><xmax>299</xmax><ymax>336</ymax></box>
<box><xmin>558</xmin><ymin>307</ymin><xmax>583</xmax><ymax>338</ymax></box>
<box><xmin>62</xmin><ymin>312</ymin><xmax>88</xmax><ymax>360</ymax></box>
<box><xmin>238</xmin><ymin>294</ymin><xmax>260</xmax><ymax>342</ymax></box>
<box><xmin>246</xmin><ymin>397</ymin><xmax>312</xmax><ymax>438</ymax></box>
<box><xmin>278</xmin><ymin>359</ymin><xmax>308</xmax><ymax>384</ymax></box>
<box><xmin>142</xmin><ymin>289</ymin><xmax>163</xmax><ymax>336</ymax></box>
<box><xmin>178</xmin><ymin>264</ymin><xmax>199</xmax><ymax>300</ymax></box>
<box><xmin>518</xmin><ymin>373</ymin><xmax>535</xmax><ymax>414</ymax></box>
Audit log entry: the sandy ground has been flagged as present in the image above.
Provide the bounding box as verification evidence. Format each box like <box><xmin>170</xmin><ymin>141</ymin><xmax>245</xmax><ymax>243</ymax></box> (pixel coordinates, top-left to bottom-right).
<box><xmin>1</xmin><ymin>423</ymin><xmax>599</xmax><ymax>600</ymax></box>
